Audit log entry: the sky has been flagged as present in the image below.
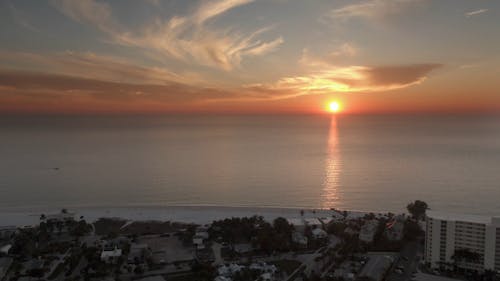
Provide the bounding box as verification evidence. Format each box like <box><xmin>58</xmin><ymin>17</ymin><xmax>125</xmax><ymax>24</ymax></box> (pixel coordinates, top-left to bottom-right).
<box><xmin>0</xmin><ymin>0</ymin><xmax>499</xmax><ymax>114</ymax></box>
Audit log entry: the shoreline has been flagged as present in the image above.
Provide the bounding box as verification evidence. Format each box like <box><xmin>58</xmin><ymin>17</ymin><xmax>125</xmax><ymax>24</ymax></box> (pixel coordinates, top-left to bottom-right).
<box><xmin>0</xmin><ymin>205</ymin><xmax>375</xmax><ymax>227</ymax></box>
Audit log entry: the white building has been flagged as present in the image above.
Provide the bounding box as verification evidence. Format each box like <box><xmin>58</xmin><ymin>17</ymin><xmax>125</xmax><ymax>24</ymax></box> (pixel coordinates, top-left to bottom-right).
<box><xmin>101</xmin><ymin>247</ymin><xmax>122</xmax><ymax>263</ymax></box>
<box><xmin>425</xmin><ymin>210</ymin><xmax>500</xmax><ymax>272</ymax></box>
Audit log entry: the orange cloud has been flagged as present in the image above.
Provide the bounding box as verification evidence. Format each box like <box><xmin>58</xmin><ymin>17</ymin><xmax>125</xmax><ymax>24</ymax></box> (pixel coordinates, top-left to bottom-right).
<box><xmin>0</xmin><ymin>51</ymin><xmax>204</xmax><ymax>86</ymax></box>
<box><xmin>245</xmin><ymin>64</ymin><xmax>441</xmax><ymax>98</ymax></box>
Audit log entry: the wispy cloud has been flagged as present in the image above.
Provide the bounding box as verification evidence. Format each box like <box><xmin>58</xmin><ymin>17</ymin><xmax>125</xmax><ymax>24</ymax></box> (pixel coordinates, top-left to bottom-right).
<box><xmin>6</xmin><ymin>2</ymin><xmax>40</xmax><ymax>33</ymax></box>
<box><xmin>246</xmin><ymin>64</ymin><xmax>441</xmax><ymax>98</ymax></box>
<box><xmin>465</xmin><ymin>9</ymin><xmax>488</xmax><ymax>18</ymax></box>
<box><xmin>326</xmin><ymin>0</ymin><xmax>424</xmax><ymax>22</ymax></box>
<box><xmin>51</xmin><ymin>0</ymin><xmax>283</xmax><ymax>70</ymax></box>
<box><xmin>51</xmin><ymin>0</ymin><xmax>118</xmax><ymax>34</ymax></box>
<box><xmin>194</xmin><ymin>0</ymin><xmax>253</xmax><ymax>24</ymax></box>
<box><xmin>300</xmin><ymin>43</ymin><xmax>358</xmax><ymax>67</ymax></box>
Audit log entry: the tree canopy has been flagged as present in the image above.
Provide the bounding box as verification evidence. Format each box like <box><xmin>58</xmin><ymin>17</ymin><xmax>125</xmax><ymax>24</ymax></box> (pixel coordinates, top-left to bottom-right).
<box><xmin>407</xmin><ymin>200</ymin><xmax>428</xmax><ymax>220</ymax></box>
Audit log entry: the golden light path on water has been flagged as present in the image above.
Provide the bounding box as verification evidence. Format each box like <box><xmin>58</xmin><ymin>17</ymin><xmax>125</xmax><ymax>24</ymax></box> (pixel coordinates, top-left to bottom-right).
<box><xmin>322</xmin><ymin>117</ymin><xmax>342</xmax><ymax>209</ymax></box>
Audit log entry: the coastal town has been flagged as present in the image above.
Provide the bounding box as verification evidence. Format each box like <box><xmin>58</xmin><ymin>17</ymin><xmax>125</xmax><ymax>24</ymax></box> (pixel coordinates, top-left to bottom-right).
<box><xmin>0</xmin><ymin>201</ymin><xmax>498</xmax><ymax>281</ymax></box>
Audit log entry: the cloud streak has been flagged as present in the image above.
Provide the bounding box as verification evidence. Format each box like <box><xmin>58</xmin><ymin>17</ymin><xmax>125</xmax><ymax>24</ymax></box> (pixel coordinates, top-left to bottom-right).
<box><xmin>300</xmin><ymin>43</ymin><xmax>358</xmax><ymax>67</ymax></box>
<box><xmin>0</xmin><ymin>51</ymin><xmax>205</xmax><ymax>86</ymax></box>
<box><xmin>51</xmin><ymin>0</ymin><xmax>283</xmax><ymax>70</ymax></box>
<box><xmin>326</xmin><ymin>0</ymin><xmax>424</xmax><ymax>22</ymax></box>
<box><xmin>0</xmin><ymin>62</ymin><xmax>442</xmax><ymax>113</ymax></box>
<box><xmin>465</xmin><ymin>9</ymin><xmax>488</xmax><ymax>18</ymax></box>
<box><xmin>0</xmin><ymin>70</ymin><xmax>242</xmax><ymax>113</ymax></box>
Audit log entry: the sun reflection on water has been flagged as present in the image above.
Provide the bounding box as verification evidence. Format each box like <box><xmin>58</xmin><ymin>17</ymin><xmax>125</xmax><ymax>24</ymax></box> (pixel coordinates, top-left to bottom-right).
<box><xmin>322</xmin><ymin>117</ymin><xmax>342</xmax><ymax>209</ymax></box>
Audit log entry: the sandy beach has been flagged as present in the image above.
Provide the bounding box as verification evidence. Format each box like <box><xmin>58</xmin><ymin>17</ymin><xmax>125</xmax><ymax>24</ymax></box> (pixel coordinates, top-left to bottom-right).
<box><xmin>0</xmin><ymin>205</ymin><xmax>371</xmax><ymax>227</ymax></box>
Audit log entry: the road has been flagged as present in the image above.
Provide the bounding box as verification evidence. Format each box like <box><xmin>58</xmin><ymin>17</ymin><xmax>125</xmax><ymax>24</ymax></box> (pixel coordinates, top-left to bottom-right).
<box><xmin>386</xmin><ymin>240</ymin><xmax>422</xmax><ymax>281</ymax></box>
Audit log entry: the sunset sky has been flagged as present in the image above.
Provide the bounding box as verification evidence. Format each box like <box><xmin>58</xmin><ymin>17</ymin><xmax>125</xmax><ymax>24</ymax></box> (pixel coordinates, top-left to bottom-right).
<box><xmin>0</xmin><ymin>0</ymin><xmax>499</xmax><ymax>114</ymax></box>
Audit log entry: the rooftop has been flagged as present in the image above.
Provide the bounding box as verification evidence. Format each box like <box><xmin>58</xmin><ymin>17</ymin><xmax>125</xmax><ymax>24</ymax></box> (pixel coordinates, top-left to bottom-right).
<box><xmin>101</xmin><ymin>248</ymin><xmax>122</xmax><ymax>258</ymax></box>
<box><xmin>427</xmin><ymin>210</ymin><xmax>500</xmax><ymax>225</ymax></box>
<box><xmin>358</xmin><ymin>255</ymin><xmax>394</xmax><ymax>281</ymax></box>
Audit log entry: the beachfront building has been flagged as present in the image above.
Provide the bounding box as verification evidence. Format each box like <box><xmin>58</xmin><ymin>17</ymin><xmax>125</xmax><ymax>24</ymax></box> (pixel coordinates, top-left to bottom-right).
<box><xmin>425</xmin><ymin>210</ymin><xmax>500</xmax><ymax>272</ymax></box>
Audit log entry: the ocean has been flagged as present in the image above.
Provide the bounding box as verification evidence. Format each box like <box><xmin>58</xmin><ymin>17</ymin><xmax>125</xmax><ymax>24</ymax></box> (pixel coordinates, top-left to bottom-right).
<box><xmin>1</xmin><ymin>114</ymin><xmax>500</xmax><ymax>215</ymax></box>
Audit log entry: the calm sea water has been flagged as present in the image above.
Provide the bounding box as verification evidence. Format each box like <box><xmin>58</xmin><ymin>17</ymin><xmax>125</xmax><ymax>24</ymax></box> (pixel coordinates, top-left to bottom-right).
<box><xmin>1</xmin><ymin>115</ymin><xmax>500</xmax><ymax>215</ymax></box>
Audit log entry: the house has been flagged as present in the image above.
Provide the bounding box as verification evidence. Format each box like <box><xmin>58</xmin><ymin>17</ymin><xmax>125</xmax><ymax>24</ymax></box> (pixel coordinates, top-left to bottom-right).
<box><xmin>217</xmin><ymin>263</ymin><xmax>244</xmax><ymax>278</ymax></box>
<box><xmin>191</xmin><ymin>226</ymin><xmax>209</xmax><ymax>250</ymax></box>
<box><xmin>101</xmin><ymin>247</ymin><xmax>122</xmax><ymax>263</ymax></box>
<box><xmin>233</xmin><ymin>243</ymin><xmax>253</xmax><ymax>254</ymax></box>
<box><xmin>193</xmin><ymin>237</ymin><xmax>205</xmax><ymax>249</ymax></box>
<box><xmin>194</xmin><ymin>229</ymin><xmax>209</xmax><ymax>239</ymax></box>
<box><xmin>287</xmin><ymin>218</ymin><xmax>307</xmax><ymax>232</ymax></box>
<box><xmin>0</xmin><ymin>257</ymin><xmax>13</xmax><ymax>281</ymax></box>
<box><xmin>0</xmin><ymin>226</ymin><xmax>16</xmax><ymax>240</ymax></box>
<box><xmin>45</xmin><ymin>212</ymin><xmax>75</xmax><ymax>222</ymax></box>
<box><xmin>304</xmin><ymin>218</ymin><xmax>323</xmax><ymax>228</ymax></box>
<box><xmin>292</xmin><ymin>231</ymin><xmax>308</xmax><ymax>247</ymax></box>
<box><xmin>0</xmin><ymin>244</ymin><xmax>12</xmax><ymax>255</ymax></box>
<box><xmin>287</xmin><ymin>217</ymin><xmax>324</xmax><ymax>233</ymax></box>
<box><xmin>311</xmin><ymin>228</ymin><xmax>328</xmax><ymax>239</ymax></box>
<box><xmin>384</xmin><ymin>215</ymin><xmax>405</xmax><ymax>241</ymax></box>
<box><xmin>359</xmin><ymin>220</ymin><xmax>379</xmax><ymax>243</ymax></box>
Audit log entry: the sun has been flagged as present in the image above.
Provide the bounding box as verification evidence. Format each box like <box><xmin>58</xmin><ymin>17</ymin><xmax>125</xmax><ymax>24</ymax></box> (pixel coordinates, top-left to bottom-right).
<box><xmin>328</xmin><ymin>101</ymin><xmax>341</xmax><ymax>113</ymax></box>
